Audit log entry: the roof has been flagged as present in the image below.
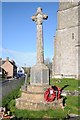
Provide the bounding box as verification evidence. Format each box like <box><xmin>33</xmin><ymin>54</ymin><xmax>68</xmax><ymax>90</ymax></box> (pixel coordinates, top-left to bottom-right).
<box><xmin>9</xmin><ymin>61</ymin><xmax>17</xmax><ymax>68</ymax></box>
<box><xmin>0</xmin><ymin>58</ymin><xmax>17</xmax><ymax>68</ymax></box>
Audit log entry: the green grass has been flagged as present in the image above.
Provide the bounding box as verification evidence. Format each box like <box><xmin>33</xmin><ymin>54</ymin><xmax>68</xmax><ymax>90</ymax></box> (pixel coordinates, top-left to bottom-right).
<box><xmin>14</xmin><ymin>108</ymin><xmax>67</xmax><ymax>119</ymax></box>
<box><xmin>65</xmin><ymin>96</ymin><xmax>79</xmax><ymax>115</ymax></box>
<box><xmin>50</xmin><ymin>78</ymin><xmax>79</xmax><ymax>91</ymax></box>
<box><xmin>0</xmin><ymin>75</ymin><xmax>2</xmax><ymax>81</ymax></box>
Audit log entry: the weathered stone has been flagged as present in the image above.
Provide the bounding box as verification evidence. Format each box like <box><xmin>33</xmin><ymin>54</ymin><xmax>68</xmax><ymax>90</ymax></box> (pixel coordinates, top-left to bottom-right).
<box><xmin>21</xmin><ymin>74</ymin><xmax>27</xmax><ymax>91</ymax></box>
<box><xmin>31</xmin><ymin>7</ymin><xmax>48</xmax><ymax>64</ymax></box>
<box><xmin>52</xmin><ymin>1</ymin><xmax>80</xmax><ymax>79</ymax></box>
<box><xmin>16</xmin><ymin>94</ymin><xmax>63</xmax><ymax>110</ymax></box>
<box><xmin>31</xmin><ymin>63</ymin><xmax>49</xmax><ymax>85</ymax></box>
<box><xmin>61</xmin><ymin>90</ymin><xmax>80</xmax><ymax>96</ymax></box>
<box><xmin>31</xmin><ymin>7</ymin><xmax>49</xmax><ymax>85</ymax></box>
<box><xmin>16</xmin><ymin>84</ymin><xmax>64</xmax><ymax>110</ymax></box>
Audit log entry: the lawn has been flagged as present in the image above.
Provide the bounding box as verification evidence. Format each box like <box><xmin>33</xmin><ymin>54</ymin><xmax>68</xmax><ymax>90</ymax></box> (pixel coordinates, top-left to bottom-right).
<box><xmin>50</xmin><ymin>78</ymin><xmax>80</xmax><ymax>91</ymax></box>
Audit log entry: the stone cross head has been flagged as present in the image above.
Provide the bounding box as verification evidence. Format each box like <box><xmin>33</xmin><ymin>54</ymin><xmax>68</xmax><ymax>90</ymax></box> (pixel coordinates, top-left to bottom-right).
<box><xmin>31</xmin><ymin>7</ymin><xmax>48</xmax><ymax>25</ymax></box>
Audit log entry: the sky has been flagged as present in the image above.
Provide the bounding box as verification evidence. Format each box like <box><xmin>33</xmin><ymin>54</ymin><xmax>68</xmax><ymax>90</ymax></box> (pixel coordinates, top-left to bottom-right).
<box><xmin>1</xmin><ymin>2</ymin><xmax>59</xmax><ymax>67</ymax></box>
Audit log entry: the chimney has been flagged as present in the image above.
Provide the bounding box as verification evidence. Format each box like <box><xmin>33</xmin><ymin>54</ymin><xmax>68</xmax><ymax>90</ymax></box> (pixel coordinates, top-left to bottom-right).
<box><xmin>6</xmin><ymin>57</ymin><xmax>9</xmax><ymax>61</ymax></box>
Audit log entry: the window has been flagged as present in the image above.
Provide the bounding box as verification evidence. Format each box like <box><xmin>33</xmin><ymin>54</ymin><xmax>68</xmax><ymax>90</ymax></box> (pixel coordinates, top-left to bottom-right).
<box><xmin>72</xmin><ymin>33</ymin><xmax>74</xmax><ymax>39</ymax></box>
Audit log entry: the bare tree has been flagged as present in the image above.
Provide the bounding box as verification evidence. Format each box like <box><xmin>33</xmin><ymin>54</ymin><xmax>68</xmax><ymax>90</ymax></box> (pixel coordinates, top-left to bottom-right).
<box><xmin>44</xmin><ymin>58</ymin><xmax>52</xmax><ymax>77</ymax></box>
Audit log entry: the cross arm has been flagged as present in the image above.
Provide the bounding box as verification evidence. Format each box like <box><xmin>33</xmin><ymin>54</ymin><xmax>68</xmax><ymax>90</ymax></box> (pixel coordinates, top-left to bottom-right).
<box><xmin>31</xmin><ymin>15</ymin><xmax>36</xmax><ymax>21</ymax></box>
<box><xmin>43</xmin><ymin>14</ymin><xmax>48</xmax><ymax>20</ymax></box>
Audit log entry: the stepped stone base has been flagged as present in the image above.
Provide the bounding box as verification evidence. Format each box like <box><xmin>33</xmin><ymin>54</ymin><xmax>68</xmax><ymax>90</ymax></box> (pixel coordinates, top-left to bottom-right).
<box><xmin>16</xmin><ymin>98</ymin><xmax>63</xmax><ymax>110</ymax></box>
<box><xmin>16</xmin><ymin>85</ymin><xmax>63</xmax><ymax>110</ymax></box>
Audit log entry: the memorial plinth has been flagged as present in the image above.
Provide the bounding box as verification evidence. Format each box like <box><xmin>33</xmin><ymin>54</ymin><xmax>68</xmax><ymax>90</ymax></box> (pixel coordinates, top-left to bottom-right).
<box><xmin>16</xmin><ymin>85</ymin><xmax>63</xmax><ymax>110</ymax></box>
<box><xmin>16</xmin><ymin>7</ymin><xmax>63</xmax><ymax>110</ymax></box>
<box><xmin>31</xmin><ymin>63</ymin><xmax>49</xmax><ymax>85</ymax></box>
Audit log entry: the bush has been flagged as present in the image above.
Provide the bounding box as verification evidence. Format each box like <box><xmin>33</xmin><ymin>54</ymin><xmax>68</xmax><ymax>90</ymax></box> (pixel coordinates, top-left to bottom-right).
<box><xmin>2</xmin><ymin>80</ymin><xmax>24</xmax><ymax>115</ymax></box>
<box><xmin>9</xmin><ymin>100</ymin><xmax>15</xmax><ymax>115</ymax></box>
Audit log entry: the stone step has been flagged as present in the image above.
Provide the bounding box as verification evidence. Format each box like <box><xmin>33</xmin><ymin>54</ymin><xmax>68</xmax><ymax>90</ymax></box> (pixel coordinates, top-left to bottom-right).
<box><xmin>16</xmin><ymin>98</ymin><xmax>63</xmax><ymax>110</ymax></box>
<box><xmin>27</xmin><ymin>85</ymin><xmax>51</xmax><ymax>93</ymax></box>
<box><xmin>21</xmin><ymin>92</ymin><xmax>44</xmax><ymax>102</ymax></box>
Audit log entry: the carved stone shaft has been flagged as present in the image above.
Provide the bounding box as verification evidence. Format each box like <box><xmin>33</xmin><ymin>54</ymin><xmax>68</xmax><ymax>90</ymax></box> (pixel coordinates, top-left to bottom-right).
<box><xmin>32</xmin><ymin>7</ymin><xmax>48</xmax><ymax>63</ymax></box>
<box><xmin>37</xmin><ymin>24</ymin><xmax>44</xmax><ymax>63</ymax></box>
<box><xmin>31</xmin><ymin>7</ymin><xmax>49</xmax><ymax>85</ymax></box>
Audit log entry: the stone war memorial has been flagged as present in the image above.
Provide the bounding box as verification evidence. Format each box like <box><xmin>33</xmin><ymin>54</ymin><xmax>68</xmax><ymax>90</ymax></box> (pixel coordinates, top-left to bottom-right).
<box><xmin>16</xmin><ymin>7</ymin><xmax>63</xmax><ymax>110</ymax></box>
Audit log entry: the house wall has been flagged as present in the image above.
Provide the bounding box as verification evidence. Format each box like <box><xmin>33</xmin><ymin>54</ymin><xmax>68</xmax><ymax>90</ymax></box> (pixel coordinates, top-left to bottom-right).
<box><xmin>1</xmin><ymin>60</ymin><xmax>13</xmax><ymax>78</ymax></box>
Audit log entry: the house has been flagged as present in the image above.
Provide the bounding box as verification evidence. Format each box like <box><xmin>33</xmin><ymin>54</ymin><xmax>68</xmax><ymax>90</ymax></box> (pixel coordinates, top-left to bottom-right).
<box><xmin>1</xmin><ymin>57</ymin><xmax>17</xmax><ymax>78</ymax></box>
<box><xmin>0</xmin><ymin>58</ymin><xmax>7</xmax><ymax>78</ymax></box>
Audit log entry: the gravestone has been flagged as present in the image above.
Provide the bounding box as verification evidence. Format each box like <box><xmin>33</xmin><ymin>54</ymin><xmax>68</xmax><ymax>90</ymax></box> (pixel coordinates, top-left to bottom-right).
<box><xmin>31</xmin><ymin>7</ymin><xmax>49</xmax><ymax>85</ymax></box>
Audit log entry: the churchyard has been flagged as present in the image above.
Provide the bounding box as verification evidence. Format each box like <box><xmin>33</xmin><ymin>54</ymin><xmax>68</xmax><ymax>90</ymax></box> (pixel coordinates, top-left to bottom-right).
<box><xmin>1</xmin><ymin>78</ymin><xmax>80</xmax><ymax>119</ymax></box>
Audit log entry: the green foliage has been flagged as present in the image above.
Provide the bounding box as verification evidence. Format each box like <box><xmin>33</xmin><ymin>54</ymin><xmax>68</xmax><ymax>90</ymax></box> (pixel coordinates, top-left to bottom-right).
<box><xmin>14</xmin><ymin>108</ymin><xmax>67</xmax><ymax>119</ymax></box>
<box><xmin>0</xmin><ymin>75</ymin><xmax>5</xmax><ymax>81</ymax></box>
<box><xmin>65</xmin><ymin>96</ymin><xmax>79</xmax><ymax>115</ymax></box>
<box><xmin>2</xmin><ymin>80</ymin><xmax>24</xmax><ymax>111</ymax></box>
<box><xmin>27</xmin><ymin>77</ymin><xmax>30</xmax><ymax>84</ymax></box>
<box><xmin>50</xmin><ymin>78</ymin><xmax>79</xmax><ymax>91</ymax></box>
<box><xmin>8</xmin><ymin>100</ymin><xmax>15</xmax><ymax>114</ymax></box>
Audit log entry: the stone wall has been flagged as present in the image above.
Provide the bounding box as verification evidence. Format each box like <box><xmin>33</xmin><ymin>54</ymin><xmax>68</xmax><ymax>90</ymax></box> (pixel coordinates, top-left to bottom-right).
<box><xmin>53</xmin><ymin>32</ymin><xmax>61</xmax><ymax>76</ymax></box>
<box><xmin>59</xmin><ymin>2</ymin><xmax>78</xmax><ymax>11</ymax></box>
<box><xmin>59</xmin><ymin>27</ymin><xmax>78</xmax><ymax>75</ymax></box>
<box><xmin>58</xmin><ymin>5</ymin><xmax>78</xmax><ymax>29</ymax></box>
<box><xmin>52</xmin><ymin>2</ymin><xmax>80</xmax><ymax>79</ymax></box>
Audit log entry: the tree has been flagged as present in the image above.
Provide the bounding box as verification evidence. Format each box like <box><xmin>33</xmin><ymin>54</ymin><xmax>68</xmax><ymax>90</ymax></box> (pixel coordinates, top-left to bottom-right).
<box><xmin>44</xmin><ymin>58</ymin><xmax>52</xmax><ymax>77</ymax></box>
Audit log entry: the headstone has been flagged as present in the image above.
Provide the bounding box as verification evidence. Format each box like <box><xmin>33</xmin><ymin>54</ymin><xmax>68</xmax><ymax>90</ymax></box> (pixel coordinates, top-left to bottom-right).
<box><xmin>31</xmin><ymin>7</ymin><xmax>49</xmax><ymax>85</ymax></box>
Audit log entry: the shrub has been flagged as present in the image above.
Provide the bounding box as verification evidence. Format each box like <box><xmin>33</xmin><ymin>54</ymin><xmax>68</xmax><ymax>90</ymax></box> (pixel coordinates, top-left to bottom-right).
<box><xmin>9</xmin><ymin>100</ymin><xmax>15</xmax><ymax>115</ymax></box>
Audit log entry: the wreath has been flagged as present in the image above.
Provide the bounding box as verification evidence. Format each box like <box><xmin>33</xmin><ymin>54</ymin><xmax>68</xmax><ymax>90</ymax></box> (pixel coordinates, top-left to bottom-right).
<box><xmin>44</xmin><ymin>86</ymin><xmax>61</xmax><ymax>102</ymax></box>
